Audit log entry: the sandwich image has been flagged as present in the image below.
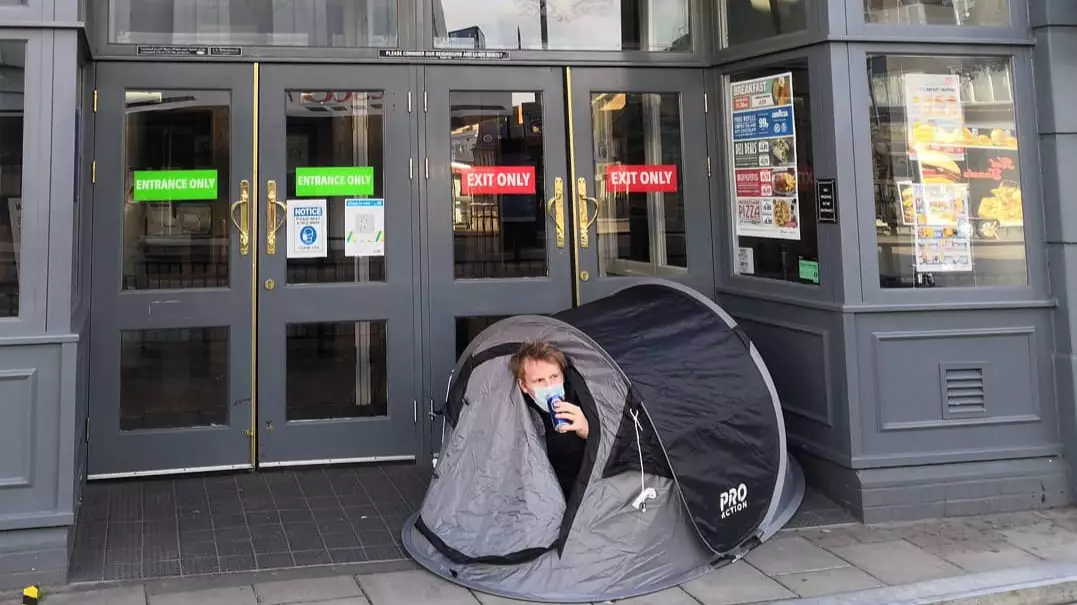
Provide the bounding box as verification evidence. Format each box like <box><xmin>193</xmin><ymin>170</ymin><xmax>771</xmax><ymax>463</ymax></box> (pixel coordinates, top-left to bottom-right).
<box><xmin>917</xmin><ymin>150</ymin><xmax>962</xmax><ymax>184</ymax></box>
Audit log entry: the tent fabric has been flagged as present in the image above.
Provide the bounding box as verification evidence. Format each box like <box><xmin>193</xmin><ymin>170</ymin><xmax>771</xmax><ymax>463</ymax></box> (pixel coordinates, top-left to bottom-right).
<box><xmin>401</xmin><ymin>280</ymin><xmax>804</xmax><ymax>603</ymax></box>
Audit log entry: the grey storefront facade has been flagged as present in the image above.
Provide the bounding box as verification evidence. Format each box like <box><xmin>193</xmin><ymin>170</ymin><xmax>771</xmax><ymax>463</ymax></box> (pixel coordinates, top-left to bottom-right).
<box><xmin>1</xmin><ymin>0</ymin><xmax>1075</xmax><ymax>589</ymax></box>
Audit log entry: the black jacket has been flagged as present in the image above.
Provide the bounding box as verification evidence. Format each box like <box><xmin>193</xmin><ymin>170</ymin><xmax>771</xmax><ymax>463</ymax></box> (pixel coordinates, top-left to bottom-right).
<box><xmin>524</xmin><ymin>381</ymin><xmax>587</xmax><ymax>498</ymax></box>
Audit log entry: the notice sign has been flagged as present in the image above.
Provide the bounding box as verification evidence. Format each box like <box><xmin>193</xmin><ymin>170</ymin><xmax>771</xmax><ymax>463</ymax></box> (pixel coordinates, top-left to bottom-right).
<box><xmin>133</xmin><ymin>170</ymin><xmax>218</xmax><ymax>202</ymax></box>
<box><xmin>606</xmin><ymin>165</ymin><xmax>678</xmax><ymax>193</ymax></box>
<box><xmin>287</xmin><ymin>199</ymin><xmax>327</xmax><ymax>259</ymax></box>
<box><xmin>460</xmin><ymin>166</ymin><xmax>536</xmax><ymax>195</ymax></box>
<box><xmin>344</xmin><ymin>198</ymin><xmax>385</xmax><ymax>257</ymax></box>
<box><xmin>729</xmin><ymin>72</ymin><xmax>801</xmax><ymax>241</ymax></box>
<box><xmin>296</xmin><ymin>166</ymin><xmax>374</xmax><ymax>197</ymax></box>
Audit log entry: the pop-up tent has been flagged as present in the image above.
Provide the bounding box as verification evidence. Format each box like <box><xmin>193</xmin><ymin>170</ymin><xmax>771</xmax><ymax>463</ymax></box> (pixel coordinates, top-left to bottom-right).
<box><xmin>401</xmin><ymin>280</ymin><xmax>805</xmax><ymax>603</ymax></box>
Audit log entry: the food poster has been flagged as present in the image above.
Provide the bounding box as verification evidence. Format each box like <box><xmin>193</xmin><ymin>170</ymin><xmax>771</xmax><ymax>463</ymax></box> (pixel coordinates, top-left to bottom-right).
<box><xmin>729</xmin><ymin>72</ymin><xmax>801</xmax><ymax>241</ymax></box>
<box><xmin>898</xmin><ymin>181</ymin><xmax>973</xmax><ymax>272</ymax></box>
<box><xmin>903</xmin><ymin>73</ymin><xmax>966</xmax><ymax>160</ymax></box>
<box><xmin>964</xmin><ymin>147</ymin><xmax>1022</xmax><ymax>233</ymax></box>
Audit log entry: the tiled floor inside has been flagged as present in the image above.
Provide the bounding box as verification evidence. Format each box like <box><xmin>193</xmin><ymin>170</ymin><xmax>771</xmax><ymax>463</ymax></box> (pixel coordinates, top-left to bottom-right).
<box><xmin>70</xmin><ymin>462</ymin><xmax>853</xmax><ymax>584</ymax></box>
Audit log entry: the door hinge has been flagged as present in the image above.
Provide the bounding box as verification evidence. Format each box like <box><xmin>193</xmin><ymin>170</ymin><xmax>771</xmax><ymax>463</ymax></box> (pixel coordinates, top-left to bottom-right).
<box><xmin>704</xmin><ymin>92</ymin><xmax>708</xmax><ymax>114</ymax></box>
<box><xmin>423</xmin><ymin>90</ymin><xmax>428</xmax><ymax>113</ymax></box>
<box><xmin>91</xmin><ymin>160</ymin><xmax>96</xmax><ymax>184</ymax></box>
<box><xmin>706</xmin><ymin>156</ymin><xmax>712</xmax><ymax>178</ymax></box>
<box><xmin>92</xmin><ymin>89</ymin><xmax>97</xmax><ymax>113</ymax></box>
<box><xmin>413</xmin><ymin>400</ymin><xmax>418</xmax><ymax>423</ymax></box>
<box><xmin>425</xmin><ymin>157</ymin><xmax>429</xmax><ymax>179</ymax></box>
<box><xmin>408</xmin><ymin>90</ymin><xmax>413</xmax><ymax>113</ymax></box>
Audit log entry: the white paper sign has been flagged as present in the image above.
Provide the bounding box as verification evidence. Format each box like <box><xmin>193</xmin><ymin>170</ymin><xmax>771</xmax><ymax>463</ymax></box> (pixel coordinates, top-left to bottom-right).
<box><xmin>287</xmin><ymin>198</ymin><xmax>327</xmax><ymax>258</ymax></box>
<box><xmin>344</xmin><ymin>198</ymin><xmax>385</xmax><ymax>257</ymax></box>
<box><xmin>736</xmin><ymin>246</ymin><xmax>755</xmax><ymax>275</ymax></box>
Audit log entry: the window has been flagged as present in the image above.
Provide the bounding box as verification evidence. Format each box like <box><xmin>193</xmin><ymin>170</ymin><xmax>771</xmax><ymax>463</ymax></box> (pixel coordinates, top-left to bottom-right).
<box><xmin>0</xmin><ymin>41</ymin><xmax>25</xmax><ymax>318</ymax></box>
<box><xmin>729</xmin><ymin>64</ymin><xmax>819</xmax><ymax>285</ymax></box>
<box><xmin>109</xmin><ymin>0</ymin><xmax>398</xmax><ymax>48</ymax></box>
<box><xmin>868</xmin><ymin>55</ymin><xmax>1025</xmax><ymax>289</ymax></box>
<box><xmin>433</xmin><ymin>0</ymin><xmax>691</xmax><ymax>51</ymax></box>
<box><xmin>864</xmin><ymin>0</ymin><xmax>1009</xmax><ymax>27</ymax></box>
<box><xmin>724</xmin><ymin>0</ymin><xmax>807</xmax><ymax>47</ymax></box>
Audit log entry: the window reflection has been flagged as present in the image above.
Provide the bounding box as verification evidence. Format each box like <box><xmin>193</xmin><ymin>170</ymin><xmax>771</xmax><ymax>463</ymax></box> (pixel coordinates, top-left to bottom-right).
<box><xmin>433</xmin><ymin>0</ymin><xmax>691</xmax><ymax>51</ymax></box>
<box><xmin>869</xmin><ymin>55</ymin><xmax>1025</xmax><ymax>288</ymax></box>
<box><xmin>286</xmin><ymin>321</ymin><xmax>388</xmax><ymax>420</ymax></box>
<box><xmin>0</xmin><ymin>41</ymin><xmax>24</xmax><ymax>318</ymax></box>
<box><xmin>286</xmin><ymin>90</ymin><xmax>386</xmax><ymax>285</ymax></box>
<box><xmin>123</xmin><ymin>90</ymin><xmax>230</xmax><ymax>290</ymax></box>
<box><xmin>110</xmin><ymin>0</ymin><xmax>397</xmax><ymax>48</ymax></box>
<box><xmin>865</xmin><ymin>0</ymin><xmax>1009</xmax><ymax>26</ymax></box>
<box><xmin>592</xmin><ymin>93</ymin><xmax>686</xmax><ymax>276</ymax></box>
<box><xmin>724</xmin><ymin>0</ymin><xmax>807</xmax><ymax>47</ymax></box>
<box><xmin>450</xmin><ymin>91</ymin><xmax>547</xmax><ymax>279</ymax></box>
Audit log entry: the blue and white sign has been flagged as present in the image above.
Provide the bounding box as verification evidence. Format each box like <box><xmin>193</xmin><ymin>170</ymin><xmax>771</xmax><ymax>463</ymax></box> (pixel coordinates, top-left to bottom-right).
<box><xmin>732</xmin><ymin>106</ymin><xmax>795</xmax><ymax>141</ymax></box>
<box><xmin>287</xmin><ymin>198</ymin><xmax>327</xmax><ymax>259</ymax></box>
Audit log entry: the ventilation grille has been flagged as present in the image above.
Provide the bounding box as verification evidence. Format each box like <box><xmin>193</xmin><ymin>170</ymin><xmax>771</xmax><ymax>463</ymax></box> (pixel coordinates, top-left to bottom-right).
<box><xmin>942</xmin><ymin>365</ymin><xmax>986</xmax><ymax>417</ymax></box>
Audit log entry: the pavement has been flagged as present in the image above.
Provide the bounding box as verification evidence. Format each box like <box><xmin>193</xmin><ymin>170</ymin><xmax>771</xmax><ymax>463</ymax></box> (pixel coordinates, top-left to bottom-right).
<box><xmin>10</xmin><ymin>507</ymin><xmax>1077</xmax><ymax>605</ymax></box>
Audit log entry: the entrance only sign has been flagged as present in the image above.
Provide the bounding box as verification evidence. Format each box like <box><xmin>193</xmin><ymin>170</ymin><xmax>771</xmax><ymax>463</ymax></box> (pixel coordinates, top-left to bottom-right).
<box><xmin>459</xmin><ymin>166</ymin><xmax>537</xmax><ymax>195</ymax></box>
<box><xmin>605</xmin><ymin>165</ymin><xmax>679</xmax><ymax>193</ymax></box>
<box><xmin>132</xmin><ymin>169</ymin><xmax>219</xmax><ymax>202</ymax></box>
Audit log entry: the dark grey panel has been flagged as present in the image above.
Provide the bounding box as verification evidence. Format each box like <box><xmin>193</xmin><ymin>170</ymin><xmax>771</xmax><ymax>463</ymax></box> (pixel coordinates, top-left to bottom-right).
<box><xmin>1039</xmin><ymin>134</ymin><xmax>1077</xmax><ymax>244</ymax></box>
<box><xmin>1033</xmin><ymin>29</ymin><xmax>1077</xmax><ymax>136</ymax></box>
<box><xmin>0</xmin><ymin>527</ymin><xmax>69</xmax><ymax>590</ymax></box>
<box><xmin>0</xmin><ymin>343</ymin><xmax>72</xmax><ymax>529</ymax></box>
<box><xmin>854</xmin><ymin>309</ymin><xmax>1060</xmax><ymax>466</ymax></box>
<box><xmin>1030</xmin><ymin>0</ymin><xmax>1077</xmax><ymax>27</ymax></box>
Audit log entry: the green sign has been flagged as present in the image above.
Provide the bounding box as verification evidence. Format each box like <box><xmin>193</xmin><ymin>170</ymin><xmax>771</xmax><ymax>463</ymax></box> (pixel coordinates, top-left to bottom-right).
<box><xmin>133</xmin><ymin>170</ymin><xmax>218</xmax><ymax>202</ymax></box>
<box><xmin>798</xmin><ymin>259</ymin><xmax>820</xmax><ymax>284</ymax></box>
<box><xmin>296</xmin><ymin>167</ymin><xmax>374</xmax><ymax>197</ymax></box>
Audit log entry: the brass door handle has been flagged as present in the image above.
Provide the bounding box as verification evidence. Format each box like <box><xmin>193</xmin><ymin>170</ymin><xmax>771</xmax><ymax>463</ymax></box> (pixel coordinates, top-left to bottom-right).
<box><xmin>266</xmin><ymin>180</ymin><xmax>286</xmax><ymax>255</ymax></box>
<box><xmin>229</xmin><ymin>180</ymin><xmax>250</xmax><ymax>256</ymax></box>
<box><xmin>545</xmin><ymin>177</ymin><xmax>565</xmax><ymax>249</ymax></box>
<box><xmin>577</xmin><ymin>177</ymin><xmax>599</xmax><ymax>249</ymax></box>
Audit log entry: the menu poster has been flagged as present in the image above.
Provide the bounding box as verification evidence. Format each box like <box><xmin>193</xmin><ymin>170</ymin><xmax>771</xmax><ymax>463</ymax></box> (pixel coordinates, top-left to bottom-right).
<box><xmin>964</xmin><ymin>147</ymin><xmax>1022</xmax><ymax>231</ymax></box>
<box><xmin>904</xmin><ymin>73</ymin><xmax>965</xmax><ymax>160</ymax></box>
<box><xmin>730</xmin><ymin>72</ymin><xmax>801</xmax><ymax>241</ymax></box>
<box><xmin>898</xmin><ymin>181</ymin><xmax>973</xmax><ymax>272</ymax></box>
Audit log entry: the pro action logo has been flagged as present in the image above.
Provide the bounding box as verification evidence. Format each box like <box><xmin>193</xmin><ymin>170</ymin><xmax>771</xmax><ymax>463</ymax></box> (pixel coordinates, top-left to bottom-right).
<box><xmin>720</xmin><ymin>484</ymin><xmax>749</xmax><ymax>519</ymax></box>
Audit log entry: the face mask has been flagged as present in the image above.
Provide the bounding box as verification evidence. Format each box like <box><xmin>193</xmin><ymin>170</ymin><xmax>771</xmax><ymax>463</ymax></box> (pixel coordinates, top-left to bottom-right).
<box><xmin>532</xmin><ymin>383</ymin><xmax>565</xmax><ymax>407</ymax></box>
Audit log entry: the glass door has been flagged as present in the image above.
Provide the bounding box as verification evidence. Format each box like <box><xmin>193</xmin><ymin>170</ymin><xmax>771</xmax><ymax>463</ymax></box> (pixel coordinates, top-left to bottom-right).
<box><xmin>88</xmin><ymin>63</ymin><xmax>255</xmax><ymax>477</ymax></box>
<box><xmin>569</xmin><ymin>68</ymin><xmax>714</xmax><ymax>302</ymax></box>
<box><xmin>255</xmin><ymin>65</ymin><xmax>421</xmax><ymax>466</ymax></box>
<box><xmin>421</xmin><ymin>66</ymin><xmax>574</xmax><ymax>447</ymax></box>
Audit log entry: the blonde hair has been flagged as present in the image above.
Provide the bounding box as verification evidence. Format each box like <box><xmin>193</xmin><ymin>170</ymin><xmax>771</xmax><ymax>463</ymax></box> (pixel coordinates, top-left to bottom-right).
<box><xmin>509</xmin><ymin>341</ymin><xmax>566</xmax><ymax>381</ymax></box>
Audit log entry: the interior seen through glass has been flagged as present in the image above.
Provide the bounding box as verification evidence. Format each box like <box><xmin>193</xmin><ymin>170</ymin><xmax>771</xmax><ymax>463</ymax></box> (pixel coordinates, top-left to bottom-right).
<box><xmin>0</xmin><ymin>41</ymin><xmax>24</xmax><ymax>318</ymax></box>
<box><xmin>286</xmin><ymin>321</ymin><xmax>388</xmax><ymax>421</ymax></box>
<box><xmin>864</xmin><ymin>0</ymin><xmax>1010</xmax><ymax>26</ymax></box>
<box><xmin>286</xmin><ymin>90</ymin><xmax>386</xmax><ymax>285</ymax></box>
<box><xmin>723</xmin><ymin>0</ymin><xmax>807</xmax><ymax>46</ymax></box>
<box><xmin>123</xmin><ymin>90</ymin><xmax>231</xmax><ymax>291</ymax></box>
<box><xmin>450</xmin><ymin>91</ymin><xmax>548</xmax><ymax>280</ymax></box>
<box><xmin>592</xmin><ymin>92</ymin><xmax>686</xmax><ymax>277</ymax></box>
<box><xmin>434</xmin><ymin>0</ymin><xmax>691</xmax><ymax>51</ymax></box>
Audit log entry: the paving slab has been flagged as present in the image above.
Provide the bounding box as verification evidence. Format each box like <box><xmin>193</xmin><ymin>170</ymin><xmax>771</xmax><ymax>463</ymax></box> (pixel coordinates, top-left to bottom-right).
<box><xmin>745</xmin><ymin>535</ymin><xmax>848</xmax><ymax>576</ymax></box>
<box><xmin>357</xmin><ymin>570</ymin><xmax>479</xmax><ymax>605</ymax></box>
<box><xmin>1002</xmin><ymin>524</ymin><xmax>1077</xmax><ymax>561</ymax></box>
<box><xmin>299</xmin><ymin>600</ymin><xmax>369</xmax><ymax>605</ymax></box>
<box><xmin>681</xmin><ymin>561</ymin><xmax>795</xmax><ymax>605</ymax></box>
<box><xmin>41</xmin><ymin>586</ymin><xmax>146</xmax><ymax>605</ymax></box>
<box><xmin>790</xmin><ymin>528</ymin><xmax>859</xmax><ymax>549</ymax></box>
<box><xmin>255</xmin><ymin>576</ymin><xmax>363</xmax><ymax>604</ymax></box>
<box><xmin>827</xmin><ymin>540</ymin><xmax>963</xmax><ymax>585</ymax></box>
<box><xmin>932</xmin><ymin>544</ymin><xmax>1044</xmax><ymax>573</ymax></box>
<box><xmin>473</xmin><ymin>592</ymin><xmax>589</xmax><ymax>605</ymax></box>
<box><xmin>149</xmin><ymin>585</ymin><xmax>258</xmax><ymax>605</ymax></box>
<box><xmin>773</xmin><ymin>566</ymin><xmax>884</xmax><ymax>598</ymax></box>
<box><xmin>607</xmin><ymin>587</ymin><xmax>700</xmax><ymax>605</ymax></box>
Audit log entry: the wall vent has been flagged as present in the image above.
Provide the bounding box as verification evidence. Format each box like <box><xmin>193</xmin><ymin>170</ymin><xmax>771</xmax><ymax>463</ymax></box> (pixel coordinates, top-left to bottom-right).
<box><xmin>940</xmin><ymin>363</ymin><xmax>987</xmax><ymax>419</ymax></box>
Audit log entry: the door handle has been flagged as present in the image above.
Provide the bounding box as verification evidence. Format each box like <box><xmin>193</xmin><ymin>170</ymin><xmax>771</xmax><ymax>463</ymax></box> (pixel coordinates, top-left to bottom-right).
<box><xmin>545</xmin><ymin>177</ymin><xmax>565</xmax><ymax>249</ymax></box>
<box><xmin>266</xmin><ymin>180</ymin><xmax>286</xmax><ymax>255</ymax></box>
<box><xmin>577</xmin><ymin>177</ymin><xmax>599</xmax><ymax>249</ymax></box>
<box><xmin>229</xmin><ymin>179</ymin><xmax>250</xmax><ymax>256</ymax></box>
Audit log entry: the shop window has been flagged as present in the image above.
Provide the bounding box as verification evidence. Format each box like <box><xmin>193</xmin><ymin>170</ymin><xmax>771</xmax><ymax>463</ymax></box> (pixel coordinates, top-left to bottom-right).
<box><xmin>868</xmin><ymin>55</ymin><xmax>1025</xmax><ymax>289</ymax></box>
<box><xmin>864</xmin><ymin>0</ymin><xmax>1009</xmax><ymax>26</ymax></box>
<box><xmin>109</xmin><ymin>0</ymin><xmax>397</xmax><ymax>48</ymax></box>
<box><xmin>433</xmin><ymin>0</ymin><xmax>691</xmax><ymax>51</ymax></box>
<box><xmin>0</xmin><ymin>41</ymin><xmax>25</xmax><ymax>318</ymax></box>
<box><xmin>724</xmin><ymin>0</ymin><xmax>807</xmax><ymax>47</ymax></box>
<box><xmin>729</xmin><ymin>65</ymin><xmax>819</xmax><ymax>285</ymax></box>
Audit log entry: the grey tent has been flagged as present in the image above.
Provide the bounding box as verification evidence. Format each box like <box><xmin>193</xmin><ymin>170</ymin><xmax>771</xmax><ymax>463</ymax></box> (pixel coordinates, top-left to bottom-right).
<box><xmin>401</xmin><ymin>280</ymin><xmax>805</xmax><ymax>603</ymax></box>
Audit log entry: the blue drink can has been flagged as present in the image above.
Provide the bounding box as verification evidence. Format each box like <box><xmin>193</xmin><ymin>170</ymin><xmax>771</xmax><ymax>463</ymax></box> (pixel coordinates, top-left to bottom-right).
<box><xmin>546</xmin><ymin>394</ymin><xmax>570</xmax><ymax>430</ymax></box>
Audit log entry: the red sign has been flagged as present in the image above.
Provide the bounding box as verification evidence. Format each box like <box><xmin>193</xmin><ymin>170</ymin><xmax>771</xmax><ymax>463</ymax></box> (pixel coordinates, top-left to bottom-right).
<box><xmin>606</xmin><ymin>165</ymin><xmax>679</xmax><ymax>193</ymax></box>
<box><xmin>459</xmin><ymin>166</ymin><xmax>536</xmax><ymax>195</ymax></box>
<box><xmin>734</xmin><ymin>168</ymin><xmax>773</xmax><ymax>197</ymax></box>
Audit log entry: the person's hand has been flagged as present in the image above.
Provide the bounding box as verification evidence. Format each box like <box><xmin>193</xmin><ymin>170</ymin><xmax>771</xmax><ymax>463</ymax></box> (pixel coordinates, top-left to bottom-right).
<box><xmin>554</xmin><ymin>402</ymin><xmax>589</xmax><ymax>439</ymax></box>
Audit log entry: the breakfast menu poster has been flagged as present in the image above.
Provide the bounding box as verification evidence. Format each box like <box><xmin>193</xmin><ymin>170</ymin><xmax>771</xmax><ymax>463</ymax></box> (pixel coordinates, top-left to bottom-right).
<box><xmin>903</xmin><ymin>73</ymin><xmax>965</xmax><ymax>161</ymax></box>
<box><xmin>898</xmin><ymin>181</ymin><xmax>973</xmax><ymax>272</ymax></box>
<box><xmin>730</xmin><ymin>72</ymin><xmax>801</xmax><ymax>241</ymax></box>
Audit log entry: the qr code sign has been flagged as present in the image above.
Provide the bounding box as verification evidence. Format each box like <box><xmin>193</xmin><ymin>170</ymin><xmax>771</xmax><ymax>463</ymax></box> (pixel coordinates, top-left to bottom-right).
<box><xmin>355</xmin><ymin>213</ymin><xmax>375</xmax><ymax>235</ymax></box>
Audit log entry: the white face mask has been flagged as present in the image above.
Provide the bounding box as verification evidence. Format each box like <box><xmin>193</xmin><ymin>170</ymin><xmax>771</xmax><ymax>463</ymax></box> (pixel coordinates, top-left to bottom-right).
<box><xmin>532</xmin><ymin>383</ymin><xmax>565</xmax><ymax>408</ymax></box>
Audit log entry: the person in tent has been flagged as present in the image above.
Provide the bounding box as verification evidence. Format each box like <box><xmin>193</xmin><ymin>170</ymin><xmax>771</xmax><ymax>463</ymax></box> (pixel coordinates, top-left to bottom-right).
<box><xmin>509</xmin><ymin>342</ymin><xmax>590</xmax><ymax>497</ymax></box>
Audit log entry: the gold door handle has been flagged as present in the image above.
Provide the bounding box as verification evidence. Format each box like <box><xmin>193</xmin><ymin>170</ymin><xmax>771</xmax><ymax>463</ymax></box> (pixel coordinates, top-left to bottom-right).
<box><xmin>577</xmin><ymin>177</ymin><xmax>600</xmax><ymax>249</ymax></box>
<box><xmin>229</xmin><ymin>180</ymin><xmax>250</xmax><ymax>256</ymax></box>
<box><xmin>266</xmin><ymin>180</ymin><xmax>286</xmax><ymax>255</ymax></box>
<box><xmin>545</xmin><ymin>177</ymin><xmax>565</xmax><ymax>249</ymax></box>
